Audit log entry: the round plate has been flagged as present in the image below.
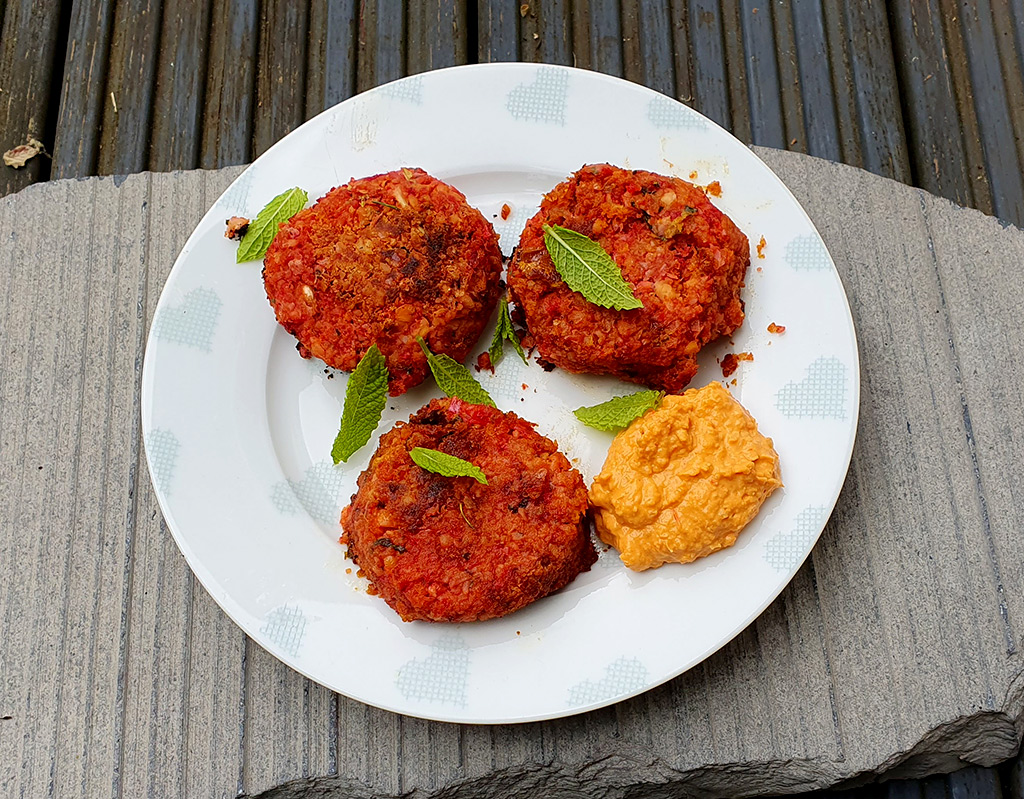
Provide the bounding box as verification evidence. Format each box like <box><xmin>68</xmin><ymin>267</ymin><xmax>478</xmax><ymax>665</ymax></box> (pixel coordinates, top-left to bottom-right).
<box><xmin>141</xmin><ymin>63</ymin><xmax>859</xmax><ymax>724</ymax></box>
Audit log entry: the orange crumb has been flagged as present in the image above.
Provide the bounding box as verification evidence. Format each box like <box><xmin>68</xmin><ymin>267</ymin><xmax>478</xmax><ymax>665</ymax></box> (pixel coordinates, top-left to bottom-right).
<box><xmin>500</xmin><ymin>203</ymin><xmax>512</xmax><ymax>220</ymax></box>
<box><xmin>768</xmin><ymin>323</ymin><xmax>786</xmax><ymax>334</ymax></box>
<box><xmin>689</xmin><ymin>170</ymin><xmax>698</xmax><ymax>180</ymax></box>
<box><xmin>345</xmin><ymin>568</ymin><xmax>352</xmax><ymax>575</ymax></box>
<box><xmin>721</xmin><ymin>352</ymin><xmax>753</xmax><ymax>377</ymax></box>
<box><xmin>475</xmin><ymin>351</ymin><xmax>495</xmax><ymax>373</ymax></box>
<box><xmin>757</xmin><ymin>236</ymin><xmax>767</xmax><ymax>258</ymax></box>
<box><xmin>705</xmin><ymin>180</ymin><xmax>722</xmax><ymax>197</ymax></box>
<box><xmin>521</xmin><ymin>383</ymin><xmax>529</xmax><ymax>390</ymax></box>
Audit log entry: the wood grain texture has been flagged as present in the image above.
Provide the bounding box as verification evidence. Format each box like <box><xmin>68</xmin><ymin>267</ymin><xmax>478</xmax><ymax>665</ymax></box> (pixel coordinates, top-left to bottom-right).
<box><xmin>199</xmin><ymin>0</ymin><xmax>259</xmax><ymax>169</ymax></box>
<box><xmin>51</xmin><ymin>0</ymin><xmax>116</xmax><ymax>179</ymax></box>
<box><xmin>97</xmin><ymin>0</ymin><xmax>163</xmax><ymax>175</ymax></box>
<box><xmin>2</xmin><ymin>152</ymin><xmax>1023</xmax><ymax>798</ymax></box>
<box><xmin>0</xmin><ymin>0</ymin><xmax>63</xmax><ymax>194</ymax></box>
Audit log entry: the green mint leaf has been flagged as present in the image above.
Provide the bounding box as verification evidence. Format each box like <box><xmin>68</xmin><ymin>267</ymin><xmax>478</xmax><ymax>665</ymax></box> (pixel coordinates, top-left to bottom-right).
<box><xmin>573</xmin><ymin>390</ymin><xmax>665</xmax><ymax>432</ymax></box>
<box><xmin>488</xmin><ymin>299</ymin><xmax>527</xmax><ymax>367</ymax></box>
<box><xmin>410</xmin><ymin>447</ymin><xmax>488</xmax><ymax>485</ymax></box>
<box><xmin>236</xmin><ymin>187</ymin><xmax>309</xmax><ymax>262</ymax></box>
<box><xmin>417</xmin><ymin>337</ymin><xmax>496</xmax><ymax>407</ymax></box>
<box><xmin>331</xmin><ymin>345</ymin><xmax>389</xmax><ymax>463</ymax></box>
<box><xmin>542</xmin><ymin>224</ymin><xmax>643</xmax><ymax>310</ymax></box>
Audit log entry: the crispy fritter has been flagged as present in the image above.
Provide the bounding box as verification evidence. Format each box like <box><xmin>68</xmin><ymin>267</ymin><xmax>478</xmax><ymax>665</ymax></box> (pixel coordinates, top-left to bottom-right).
<box><xmin>340</xmin><ymin>397</ymin><xmax>596</xmax><ymax>622</ymax></box>
<box><xmin>507</xmin><ymin>164</ymin><xmax>750</xmax><ymax>392</ymax></box>
<box><xmin>263</xmin><ymin>168</ymin><xmax>503</xmax><ymax>395</ymax></box>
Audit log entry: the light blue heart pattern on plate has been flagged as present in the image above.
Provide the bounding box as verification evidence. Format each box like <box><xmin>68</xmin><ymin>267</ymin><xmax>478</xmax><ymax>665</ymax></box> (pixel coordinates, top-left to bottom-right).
<box><xmin>567</xmin><ymin>657</ymin><xmax>650</xmax><ymax>706</ymax></box>
<box><xmin>764</xmin><ymin>505</ymin><xmax>829</xmax><ymax>572</ymax></box>
<box><xmin>153</xmin><ymin>287</ymin><xmax>222</xmax><ymax>352</ymax></box>
<box><xmin>381</xmin><ymin>74</ymin><xmax>424</xmax><ymax>104</ymax></box>
<box><xmin>270</xmin><ymin>460</ymin><xmax>346</xmax><ymax>525</ymax></box>
<box><xmin>646</xmin><ymin>94</ymin><xmax>708</xmax><ymax>131</ymax></box>
<box><xmin>506</xmin><ymin>67</ymin><xmax>570</xmax><ymax>126</ymax></box>
<box><xmin>147</xmin><ymin>428</ymin><xmax>180</xmax><ymax>496</ymax></box>
<box><xmin>259</xmin><ymin>604</ymin><xmax>308</xmax><ymax>657</ymax></box>
<box><xmin>775</xmin><ymin>356</ymin><xmax>849</xmax><ymax>420</ymax></box>
<box><xmin>395</xmin><ymin>631</ymin><xmax>470</xmax><ymax>708</ymax></box>
<box><xmin>784</xmin><ymin>233</ymin><xmax>831</xmax><ymax>271</ymax></box>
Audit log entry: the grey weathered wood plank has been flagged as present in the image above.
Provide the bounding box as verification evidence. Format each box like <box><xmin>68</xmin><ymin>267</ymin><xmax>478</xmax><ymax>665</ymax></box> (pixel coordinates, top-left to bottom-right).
<box><xmin>620</xmin><ymin>0</ymin><xmax>675</xmax><ymax>96</ymax></box>
<box><xmin>0</xmin><ymin>0</ymin><xmax>63</xmax><ymax>195</ymax></box>
<box><xmin>406</xmin><ymin>0</ymin><xmax>467</xmax><ymax>76</ymax></box>
<box><xmin>788</xmin><ymin>0</ymin><xmax>839</xmax><ymax>161</ymax></box>
<box><xmin>4</xmin><ymin>151</ymin><xmax>1024</xmax><ymax>799</ymax></box>
<box><xmin>840</xmin><ymin>0</ymin><xmax>911</xmax><ymax>181</ymax></box>
<box><xmin>953</xmin><ymin>1</ymin><xmax>1024</xmax><ymax>227</ymax></box>
<box><xmin>356</xmin><ymin>0</ymin><xmax>405</xmax><ymax>94</ymax></box>
<box><xmin>477</xmin><ymin>0</ymin><xmax>519</xmax><ymax>63</ymax></box>
<box><xmin>51</xmin><ymin>0</ymin><xmax>116</xmax><ymax>179</ymax></box>
<box><xmin>253</xmin><ymin>0</ymin><xmax>310</xmax><ymax>159</ymax></box>
<box><xmin>518</xmin><ymin>0</ymin><xmax>571</xmax><ymax>66</ymax></box>
<box><xmin>97</xmin><ymin>0</ymin><xmax>163</xmax><ymax>176</ymax></box>
<box><xmin>739</xmin><ymin>0</ymin><xmax>787</xmax><ymax>148</ymax></box>
<box><xmin>570</xmin><ymin>0</ymin><xmax>624</xmax><ymax>76</ymax></box>
<box><xmin>149</xmin><ymin>0</ymin><xmax>213</xmax><ymax>172</ymax></box>
<box><xmin>199</xmin><ymin>0</ymin><xmax>259</xmax><ymax>169</ymax></box>
<box><xmin>306</xmin><ymin>0</ymin><xmax>358</xmax><ymax>119</ymax></box>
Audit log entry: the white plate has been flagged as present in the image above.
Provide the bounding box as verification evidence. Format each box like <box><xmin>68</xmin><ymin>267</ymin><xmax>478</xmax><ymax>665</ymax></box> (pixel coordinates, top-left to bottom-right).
<box><xmin>141</xmin><ymin>63</ymin><xmax>859</xmax><ymax>724</ymax></box>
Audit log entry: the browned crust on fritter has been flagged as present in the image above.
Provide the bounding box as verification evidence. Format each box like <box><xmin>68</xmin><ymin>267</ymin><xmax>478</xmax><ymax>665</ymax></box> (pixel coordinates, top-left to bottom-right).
<box><xmin>262</xmin><ymin>168</ymin><xmax>503</xmax><ymax>395</ymax></box>
<box><xmin>340</xmin><ymin>398</ymin><xmax>596</xmax><ymax>622</ymax></box>
<box><xmin>506</xmin><ymin>164</ymin><xmax>750</xmax><ymax>392</ymax></box>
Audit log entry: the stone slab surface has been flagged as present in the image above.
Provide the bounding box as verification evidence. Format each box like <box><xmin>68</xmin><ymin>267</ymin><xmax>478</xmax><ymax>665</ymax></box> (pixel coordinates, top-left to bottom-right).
<box><xmin>0</xmin><ymin>148</ymin><xmax>1022</xmax><ymax>798</ymax></box>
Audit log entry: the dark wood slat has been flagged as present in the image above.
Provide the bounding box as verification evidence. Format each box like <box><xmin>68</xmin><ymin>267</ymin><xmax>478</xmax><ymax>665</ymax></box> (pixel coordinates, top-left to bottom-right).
<box><xmin>356</xmin><ymin>0</ymin><xmax>405</xmax><ymax>93</ymax></box>
<box><xmin>199</xmin><ymin>0</ymin><xmax>258</xmax><ymax>169</ymax></box>
<box><xmin>954</xmin><ymin>0</ymin><xmax>1024</xmax><ymax>227</ymax></box>
<box><xmin>840</xmin><ymin>0</ymin><xmax>911</xmax><ymax>181</ymax></box>
<box><xmin>571</xmin><ymin>0</ymin><xmax>624</xmax><ymax>76</ymax></box>
<box><xmin>718</xmin><ymin>0</ymin><xmax>752</xmax><ymax>143</ymax></box>
<box><xmin>948</xmin><ymin>765</ymin><xmax>1003</xmax><ymax>798</ymax></box>
<box><xmin>519</xmin><ymin>0</ymin><xmax>571</xmax><ymax>65</ymax></box>
<box><xmin>678</xmin><ymin>0</ymin><xmax>733</xmax><ymax>132</ymax></box>
<box><xmin>770</xmin><ymin>0</ymin><xmax>808</xmax><ymax>152</ymax></box>
<box><xmin>0</xmin><ymin>0</ymin><xmax>64</xmax><ymax>196</ymax></box>
<box><xmin>788</xmin><ymin>0</ymin><xmax>841</xmax><ymax>161</ymax></box>
<box><xmin>51</xmin><ymin>0</ymin><xmax>115</xmax><ymax>179</ymax></box>
<box><xmin>253</xmin><ymin>0</ymin><xmax>310</xmax><ymax>159</ymax></box>
<box><xmin>820</xmin><ymin>0</ymin><xmax>867</xmax><ymax>169</ymax></box>
<box><xmin>149</xmin><ymin>0</ymin><xmax>212</xmax><ymax>171</ymax></box>
<box><xmin>478</xmin><ymin>0</ymin><xmax>519</xmax><ymax>63</ymax></box>
<box><xmin>97</xmin><ymin>0</ymin><xmax>163</xmax><ymax>175</ymax></box>
<box><xmin>406</xmin><ymin>0</ymin><xmax>467</xmax><ymax>75</ymax></box>
<box><xmin>888</xmin><ymin>1</ymin><xmax>978</xmax><ymax>213</ymax></box>
<box><xmin>991</xmin><ymin>1</ymin><xmax>1024</xmax><ymax>222</ymax></box>
<box><xmin>306</xmin><ymin>0</ymin><xmax>358</xmax><ymax>119</ymax></box>
<box><xmin>620</xmin><ymin>0</ymin><xmax>674</xmax><ymax>96</ymax></box>
<box><xmin>738</xmin><ymin>0</ymin><xmax>786</xmax><ymax>148</ymax></box>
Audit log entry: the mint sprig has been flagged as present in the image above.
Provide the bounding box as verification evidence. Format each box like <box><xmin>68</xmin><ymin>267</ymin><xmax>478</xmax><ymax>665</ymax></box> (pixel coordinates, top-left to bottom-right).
<box><xmin>331</xmin><ymin>345</ymin><xmax>389</xmax><ymax>463</ymax></box>
<box><xmin>410</xmin><ymin>447</ymin><xmax>488</xmax><ymax>485</ymax></box>
<box><xmin>573</xmin><ymin>390</ymin><xmax>665</xmax><ymax>432</ymax></box>
<box><xmin>236</xmin><ymin>187</ymin><xmax>308</xmax><ymax>262</ymax></box>
<box><xmin>488</xmin><ymin>299</ymin><xmax>527</xmax><ymax>367</ymax></box>
<box><xmin>542</xmin><ymin>224</ymin><xmax>643</xmax><ymax>310</ymax></box>
<box><xmin>417</xmin><ymin>337</ymin><xmax>496</xmax><ymax>407</ymax></box>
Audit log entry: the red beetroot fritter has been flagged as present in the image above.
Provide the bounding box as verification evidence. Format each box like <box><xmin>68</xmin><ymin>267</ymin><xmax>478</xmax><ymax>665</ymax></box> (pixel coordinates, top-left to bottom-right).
<box><xmin>506</xmin><ymin>164</ymin><xmax>750</xmax><ymax>392</ymax></box>
<box><xmin>340</xmin><ymin>397</ymin><xmax>596</xmax><ymax>623</ymax></box>
<box><xmin>262</xmin><ymin>168</ymin><xmax>503</xmax><ymax>396</ymax></box>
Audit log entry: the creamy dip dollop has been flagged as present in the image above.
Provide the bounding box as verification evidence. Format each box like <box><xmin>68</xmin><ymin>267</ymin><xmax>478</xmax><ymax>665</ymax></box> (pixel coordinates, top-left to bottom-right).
<box><xmin>589</xmin><ymin>381</ymin><xmax>782</xmax><ymax>571</ymax></box>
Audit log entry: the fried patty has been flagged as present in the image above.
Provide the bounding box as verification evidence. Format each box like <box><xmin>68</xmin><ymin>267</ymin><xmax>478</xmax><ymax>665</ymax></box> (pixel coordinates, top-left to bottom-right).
<box><xmin>507</xmin><ymin>164</ymin><xmax>750</xmax><ymax>392</ymax></box>
<box><xmin>263</xmin><ymin>168</ymin><xmax>503</xmax><ymax>395</ymax></box>
<box><xmin>340</xmin><ymin>397</ymin><xmax>596</xmax><ymax>622</ymax></box>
